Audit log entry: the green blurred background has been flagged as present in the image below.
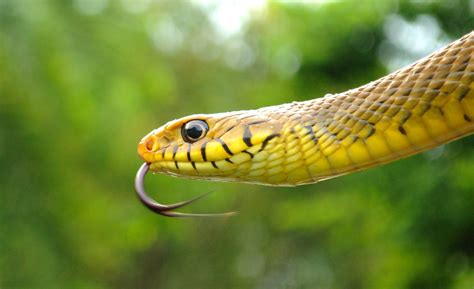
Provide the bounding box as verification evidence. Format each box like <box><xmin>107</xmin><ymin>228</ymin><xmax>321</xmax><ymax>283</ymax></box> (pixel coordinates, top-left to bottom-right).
<box><xmin>0</xmin><ymin>0</ymin><xmax>473</xmax><ymax>288</ymax></box>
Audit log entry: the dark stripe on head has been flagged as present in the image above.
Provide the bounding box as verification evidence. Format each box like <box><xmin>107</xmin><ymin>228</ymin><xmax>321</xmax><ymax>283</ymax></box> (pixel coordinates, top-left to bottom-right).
<box><xmin>243</xmin><ymin>126</ymin><xmax>253</xmax><ymax>147</ymax></box>
<box><xmin>218</xmin><ymin>124</ymin><xmax>238</xmax><ymax>138</ymax></box>
<box><xmin>161</xmin><ymin>147</ymin><xmax>167</xmax><ymax>159</ymax></box>
<box><xmin>200</xmin><ymin>142</ymin><xmax>208</xmax><ymax>161</ymax></box>
<box><xmin>225</xmin><ymin>158</ymin><xmax>234</xmax><ymax>164</ymax></box>
<box><xmin>464</xmin><ymin>114</ymin><xmax>472</xmax><ymax>122</ymax></box>
<box><xmin>191</xmin><ymin>161</ymin><xmax>197</xmax><ymax>170</ymax></box>
<box><xmin>243</xmin><ymin>150</ymin><xmax>254</xmax><ymax>158</ymax></box>
<box><xmin>259</xmin><ymin>134</ymin><xmax>280</xmax><ymax>152</ymax></box>
<box><xmin>399</xmin><ymin>125</ymin><xmax>407</xmax><ymax>135</ymax></box>
<box><xmin>211</xmin><ymin>161</ymin><xmax>218</xmax><ymax>169</ymax></box>
<box><xmin>217</xmin><ymin>139</ymin><xmax>234</xmax><ymax>155</ymax></box>
<box><xmin>247</xmin><ymin>120</ymin><xmax>267</xmax><ymax>126</ymax></box>
<box><xmin>174</xmin><ymin>161</ymin><xmax>179</xmax><ymax>170</ymax></box>
<box><xmin>186</xmin><ymin>144</ymin><xmax>192</xmax><ymax>162</ymax></box>
<box><xmin>172</xmin><ymin>146</ymin><xmax>178</xmax><ymax>160</ymax></box>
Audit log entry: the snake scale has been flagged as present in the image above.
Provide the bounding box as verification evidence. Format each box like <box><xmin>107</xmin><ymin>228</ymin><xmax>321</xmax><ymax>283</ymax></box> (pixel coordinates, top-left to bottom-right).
<box><xmin>138</xmin><ymin>31</ymin><xmax>473</xmax><ymax>188</ymax></box>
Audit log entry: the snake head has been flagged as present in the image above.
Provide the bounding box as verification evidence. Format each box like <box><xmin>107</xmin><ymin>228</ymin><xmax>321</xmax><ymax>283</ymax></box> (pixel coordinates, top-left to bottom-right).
<box><xmin>138</xmin><ymin>111</ymin><xmax>282</xmax><ymax>183</ymax></box>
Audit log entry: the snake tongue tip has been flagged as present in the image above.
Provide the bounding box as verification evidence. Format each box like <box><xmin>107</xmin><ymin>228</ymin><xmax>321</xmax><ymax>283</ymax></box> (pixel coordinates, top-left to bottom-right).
<box><xmin>135</xmin><ymin>162</ymin><xmax>237</xmax><ymax>218</ymax></box>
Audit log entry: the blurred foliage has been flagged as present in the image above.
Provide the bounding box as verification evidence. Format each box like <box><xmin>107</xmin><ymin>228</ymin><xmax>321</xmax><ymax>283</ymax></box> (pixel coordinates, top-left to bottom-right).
<box><xmin>0</xmin><ymin>0</ymin><xmax>473</xmax><ymax>289</ymax></box>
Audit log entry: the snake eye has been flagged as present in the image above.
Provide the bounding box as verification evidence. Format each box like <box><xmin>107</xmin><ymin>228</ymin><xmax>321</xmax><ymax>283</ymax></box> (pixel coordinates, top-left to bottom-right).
<box><xmin>181</xmin><ymin>120</ymin><xmax>209</xmax><ymax>143</ymax></box>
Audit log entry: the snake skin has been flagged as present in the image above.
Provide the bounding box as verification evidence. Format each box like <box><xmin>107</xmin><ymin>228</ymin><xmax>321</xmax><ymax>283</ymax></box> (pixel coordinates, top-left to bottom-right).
<box><xmin>138</xmin><ymin>31</ymin><xmax>474</xmax><ymax>186</ymax></box>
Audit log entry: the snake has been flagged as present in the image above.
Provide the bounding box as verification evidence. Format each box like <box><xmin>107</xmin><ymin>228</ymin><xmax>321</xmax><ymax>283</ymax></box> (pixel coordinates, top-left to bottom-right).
<box><xmin>135</xmin><ymin>31</ymin><xmax>473</xmax><ymax>217</ymax></box>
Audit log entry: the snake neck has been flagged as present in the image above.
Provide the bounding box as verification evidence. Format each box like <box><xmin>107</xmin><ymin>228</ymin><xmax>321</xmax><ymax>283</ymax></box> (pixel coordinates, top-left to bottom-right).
<box><xmin>250</xmin><ymin>32</ymin><xmax>474</xmax><ymax>185</ymax></box>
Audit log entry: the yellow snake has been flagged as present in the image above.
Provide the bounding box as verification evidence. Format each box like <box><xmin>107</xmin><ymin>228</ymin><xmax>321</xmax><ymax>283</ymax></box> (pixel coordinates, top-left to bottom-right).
<box><xmin>138</xmin><ymin>31</ymin><xmax>473</xmax><ymax>190</ymax></box>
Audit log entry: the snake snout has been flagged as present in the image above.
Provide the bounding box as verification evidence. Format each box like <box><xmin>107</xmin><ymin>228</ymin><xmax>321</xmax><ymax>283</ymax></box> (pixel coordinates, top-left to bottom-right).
<box><xmin>138</xmin><ymin>135</ymin><xmax>159</xmax><ymax>163</ymax></box>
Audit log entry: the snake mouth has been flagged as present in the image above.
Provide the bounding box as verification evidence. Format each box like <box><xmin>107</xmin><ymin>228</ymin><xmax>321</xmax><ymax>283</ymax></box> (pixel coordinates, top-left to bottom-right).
<box><xmin>134</xmin><ymin>162</ymin><xmax>237</xmax><ymax>217</ymax></box>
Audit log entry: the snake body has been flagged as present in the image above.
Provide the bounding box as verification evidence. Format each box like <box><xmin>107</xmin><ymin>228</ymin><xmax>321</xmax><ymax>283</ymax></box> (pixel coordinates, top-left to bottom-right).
<box><xmin>138</xmin><ymin>32</ymin><xmax>474</xmax><ymax>186</ymax></box>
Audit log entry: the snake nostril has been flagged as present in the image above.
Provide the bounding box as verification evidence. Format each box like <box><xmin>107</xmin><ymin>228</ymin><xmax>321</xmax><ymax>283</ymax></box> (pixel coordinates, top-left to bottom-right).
<box><xmin>138</xmin><ymin>135</ymin><xmax>160</xmax><ymax>162</ymax></box>
<box><xmin>145</xmin><ymin>139</ymin><xmax>156</xmax><ymax>152</ymax></box>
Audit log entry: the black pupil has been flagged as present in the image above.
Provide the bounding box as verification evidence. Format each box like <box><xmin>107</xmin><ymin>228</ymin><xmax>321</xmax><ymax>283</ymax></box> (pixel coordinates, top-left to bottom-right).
<box><xmin>186</xmin><ymin>124</ymin><xmax>203</xmax><ymax>139</ymax></box>
<box><xmin>183</xmin><ymin>120</ymin><xmax>208</xmax><ymax>142</ymax></box>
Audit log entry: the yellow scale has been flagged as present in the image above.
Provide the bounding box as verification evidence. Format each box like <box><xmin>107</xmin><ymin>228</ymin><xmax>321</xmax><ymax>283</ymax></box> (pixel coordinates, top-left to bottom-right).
<box><xmin>139</xmin><ymin>32</ymin><xmax>474</xmax><ymax>187</ymax></box>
